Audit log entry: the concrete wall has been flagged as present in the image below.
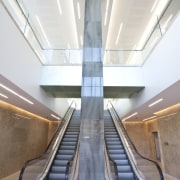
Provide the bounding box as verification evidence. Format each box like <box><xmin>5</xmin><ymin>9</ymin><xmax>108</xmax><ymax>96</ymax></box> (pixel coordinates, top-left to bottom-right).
<box><xmin>124</xmin><ymin>105</ymin><xmax>180</xmax><ymax>180</ymax></box>
<box><xmin>48</xmin><ymin>121</ymin><xmax>60</xmax><ymax>144</ymax></box>
<box><xmin>0</xmin><ymin>100</ymin><xmax>54</xmax><ymax>179</ymax></box>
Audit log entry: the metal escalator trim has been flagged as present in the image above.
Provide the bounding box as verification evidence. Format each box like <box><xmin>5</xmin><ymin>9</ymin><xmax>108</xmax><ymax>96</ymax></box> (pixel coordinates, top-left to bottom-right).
<box><xmin>108</xmin><ymin>109</ymin><xmax>144</xmax><ymax>180</ymax></box>
<box><xmin>65</xmin><ymin>134</ymin><xmax>80</xmax><ymax>180</ymax></box>
<box><xmin>104</xmin><ymin>137</ymin><xmax>119</xmax><ymax>180</ymax></box>
<box><xmin>19</xmin><ymin>105</ymin><xmax>76</xmax><ymax>180</ymax></box>
<box><xmin>108</xmin><ymin>102</ymin><xmax>164</xmax><ymax>180</ymax></box>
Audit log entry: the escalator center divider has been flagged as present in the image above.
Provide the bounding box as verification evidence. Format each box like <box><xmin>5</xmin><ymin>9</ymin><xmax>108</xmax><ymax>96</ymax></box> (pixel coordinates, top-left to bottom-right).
<box><xmin>47</xmin><ymin>110</ymin><xmax>81</xmax><ymax>180</ymax></box>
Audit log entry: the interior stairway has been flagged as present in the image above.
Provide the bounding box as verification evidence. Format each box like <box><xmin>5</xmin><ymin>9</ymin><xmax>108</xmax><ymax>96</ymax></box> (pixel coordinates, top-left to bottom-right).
<box><xmin>47</xmin><ymin>110</ymin><xmax>80</xmax><ymax>180</ymax></box>
<box><xmin>104</xmin><ymin>110</ymin><xmax>137</xmax><ymax>180</ymax></box>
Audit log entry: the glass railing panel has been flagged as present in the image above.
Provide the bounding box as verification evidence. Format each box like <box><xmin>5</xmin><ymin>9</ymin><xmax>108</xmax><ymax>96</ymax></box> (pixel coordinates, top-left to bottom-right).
<box><xmin>2</xmin><ymin>0</ymin><xmax>180</xmax><ymax>66</ymax></box>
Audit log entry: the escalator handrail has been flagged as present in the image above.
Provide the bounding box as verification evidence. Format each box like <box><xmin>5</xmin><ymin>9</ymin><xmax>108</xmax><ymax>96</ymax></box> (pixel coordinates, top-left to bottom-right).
<box><xmin>65</xmin><ymin>134</ymin><xmax>80</xmax><ymax>180</ymax></box>
<box><xmin>108</xmin><ymin>102</ymin><xmax>164</xmax><ymax>180</ymax></box>
<box><xmin>19</xmin><ymin>101</ymin><xmax>76</xmax><ymax>180</ymax></box>
<box><xmin>45</xmin><ymin>101</ymin><xmax>77</xmax><ymax>152</ymax></box>
<box><xmin>104</xmin><ymin>137</ymin><xmax>118</xmax><ymax>180</ymax></box>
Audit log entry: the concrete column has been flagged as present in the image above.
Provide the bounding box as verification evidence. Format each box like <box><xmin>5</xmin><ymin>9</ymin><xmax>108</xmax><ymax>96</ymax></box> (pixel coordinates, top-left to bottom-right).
<box><xmin>79</xmin><ymin>0</ymin><xmax>104</xmax><ymax>179</ymax></box>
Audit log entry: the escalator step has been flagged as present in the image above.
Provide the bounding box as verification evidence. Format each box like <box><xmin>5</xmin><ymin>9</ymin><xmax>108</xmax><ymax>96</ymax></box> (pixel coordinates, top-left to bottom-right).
<box><xmin>59</xmin><ymin>145</ymin><xmax>76</xmax><ymax>150</ymax></box>
<box><xmin>108</xmin><ymin>149</ymin><xmax>125</xmax><ymax>154</ymax></box>
<box><xmin>117</xmin><ymin>165</ymin><xmax>132</xmax><ymax>172</ymax></box>
<box><xmin>58</xmin><ymin>149</ymin><xmax>74</xmax><ymax>155</ymax></box>
<box><xmin>106</xmin><ymin>137</ymin><xmax>120</xmax><ymax>141</ymax></box>
<box><xmin>110</xmin><ymin>154</ymin><xmax>127</xmax><ymax>160</ymax></box>
<box><xmin>106</xmin><ymin>141</ymin><xmax>122</xmax><ymax>145</ymax></box>
<box><xmin>115</xmin><ymin>159</ymin><xmax>130</xmax><ymax>165</ymax></box>
<box><xmin>108</xmin><ymin>145</ymin><xmax>124</xmax><ymax>149</ymax></box>
<box><xmin>53</xmin><ymin>160</ymin><xmax>68</xmax><ymax>166</ymax></box>
<box><xmin>64</xmin><ymin>135</ymin><xmax>78</xmax><ymax>138</ymax></box>
<box><xmin>55</xmin><ymin>154</ymin><xmax>73</xmax><ymax>160</ymax></box>
<box><xmin>62</xmin><ymin>138</ymin><xmax>77</xmax><ymax>142</ymax></box>
<box><xmin>48</xmin><ymin>173</ymin><xmax>66</xmax><ymax>180</ymax></box>
<box><xmin>118</xmin><ymin>172</ymin><xmax>135</xmax><ymax>180</ymax></box>
<box><xmin>61</xmin><ymin>141</ymin><xmax>76</xmax><ymax>146</ymax></box>
<box><xmin>51</xmin><ymin>166</ymin><xmax>66</xmax><ymax>173</ymax></box>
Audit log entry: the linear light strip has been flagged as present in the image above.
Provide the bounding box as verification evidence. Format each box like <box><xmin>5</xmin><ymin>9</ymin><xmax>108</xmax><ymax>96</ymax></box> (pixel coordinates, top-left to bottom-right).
<box><xmin>163</xmin><ymin>14</ymin><xmax>173</xmax><ymax>29</ymax></box>
<box><xmin>77</xmin><ymin>2</ymin><xmax>81</xmax><ymax>19</ymax></box>
<box><xmin>115</xmin><ymin>23</ymin><xmax>123</xmax><ymax>45</ymax></box>
<box><xmin>148</xmin><ymin>98</ymin><xmax>163</xmax><ymax>107</ymax></box>
<box><xmin>0</xmin><ymin>84</ymin><xmax>33</xmax><ymax>104</ymax></box>
<box><xmin>15</xmin><ymin>113</ymin><xmax>31</xmax><ymax>119</ymax></box>
<box><xmin>36</xmin><ymin>16</ymin><xmax>51</xmax><ymax>47</ymax></box>
<box><xmin>104</xmin><ymin>0</ymin><xmax>109</xmax><ymax>26</ymax></box>
<box><xmin>123</xmin><ymin>112</ymin><xmax>138</xmax><ymax>121</ymax></box>
<box><xmin>0</xmin><ymin>93</ymin><xmax>8</xmax><ymax>99</ymax></box>
<box><xmin>57</xmin><ymin>0</ymin><xmax>62</xmax><ymax>15</ymax></box>
<box><xmin>51</xmin><ymin>114</ymin><xmax>60</xmax><ymax>120</ymax></box>
<box><xmin>143</xmin><ymin>116</ymin><xmax>157</xmax><ymax>121</ymax></box>
<box><xmin>80</xmin><ymin>35</ymin><xmax>83</xmax><ymax>46</ymax></box>
<box><xmin>151</xmin><ymin>0</ymin><xmax>158</xmax><ymax>13</ymax></box>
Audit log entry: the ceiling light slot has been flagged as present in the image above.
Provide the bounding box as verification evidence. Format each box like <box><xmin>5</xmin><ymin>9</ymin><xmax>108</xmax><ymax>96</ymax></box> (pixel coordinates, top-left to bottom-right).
<box><xmin>0</xmin><ymin>84</ymin><xmax>33</xmax><ymax>105</ymax></box>
<box><xmin>57</xmin><ymin>0</ymin><xmax>62</xmax><ymax>15</ymax></box>
<box><xmin>36</xmin><ymin>15</ymin><xmax>51</xmax><ymax>48</ymax></box>
<box><xmin>77</xmin><ymin>2</ymin><xmax>81</xmax><ymax>19</ymax></box>
<box><xmin>148</xmin><ymin>98</ymin><xmax>163</xmax><ymax>107</ymax></box>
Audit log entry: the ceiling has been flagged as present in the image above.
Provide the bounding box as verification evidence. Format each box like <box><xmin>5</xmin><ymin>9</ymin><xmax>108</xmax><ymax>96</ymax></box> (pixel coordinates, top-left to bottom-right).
<box><xmin>0</xmin><ymin>0</ymin><xmax>179</xmax><ymax>121</ymax></box>
<box><xmin>0</xmin><ymin>75</ymin><xmax>62</xmax><ymax>121</ymax></box>
<box><xmin>121</xmin><ymin>80</ymin><xmax>180</xmax><ymax>121</ymax></box>
<box><xmin>41</xmin><ymin>85</ymin><xmax>144</xmax><ymax>98</ymax></box>
<box><xmin>11</xmin><ymin>0</ymin><xmax>175</xmax><ymax>65</ymax></box>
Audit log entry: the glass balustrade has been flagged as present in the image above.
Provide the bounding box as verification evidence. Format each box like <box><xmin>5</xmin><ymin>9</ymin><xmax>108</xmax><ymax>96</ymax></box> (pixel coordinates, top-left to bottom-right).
<box><xmin>1</xmin><ymin>0</ymin><xmax>180</xmax><ymax>66</ymax></box>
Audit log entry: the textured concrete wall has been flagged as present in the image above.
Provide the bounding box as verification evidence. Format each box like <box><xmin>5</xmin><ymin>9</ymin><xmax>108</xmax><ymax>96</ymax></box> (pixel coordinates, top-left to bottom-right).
<box><xmin>48</xmin><ymin>121</ymin><xmax>60</xmax><ymax>144</ymax></box>
<box><xmin>124</xmin><ymin>106</ymin><xmax>180</xmax><ymax>179</ymax></box>
<box><xmin>0</xmin><ymin>101</ymin><xmax>50</xmax><ymax>179</ymax></box>
<box><xmin>157</xmin><ymin>111</ymin><xmax>180</xmax><ymax>179</ymax></box>
<box><xmin>124</xmin><ymin>121</ymin><xmax>152</xmax><ymax>158</ymax></box>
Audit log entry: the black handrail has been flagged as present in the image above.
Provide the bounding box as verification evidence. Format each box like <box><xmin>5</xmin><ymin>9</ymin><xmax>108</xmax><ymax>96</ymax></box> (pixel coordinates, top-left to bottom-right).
<box><xmin>104</xmin><ymin>137</ymin><xmax>118</xmax><ymax>180</ymax></box>
<box><xmin>109</xmin><ymin>102</ymin><xmax>164</xmax><ymax>180</ymax></box>
<box><xmin>19</xmin><ymin>101</ymin><xmax>76</xmax><ymax>180</ymax></box>
<box><xmin>65</xmin><ymin>134</ymin><xmax>80</xmax><ymax>180</ymax></box>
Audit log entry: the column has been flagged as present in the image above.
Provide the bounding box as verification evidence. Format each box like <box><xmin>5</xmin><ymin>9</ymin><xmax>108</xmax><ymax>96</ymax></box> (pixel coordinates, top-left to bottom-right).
<box><xmin>79</xmin><ymin>0</ymin><xmax>104</xmax><ymax>179</ymax></box>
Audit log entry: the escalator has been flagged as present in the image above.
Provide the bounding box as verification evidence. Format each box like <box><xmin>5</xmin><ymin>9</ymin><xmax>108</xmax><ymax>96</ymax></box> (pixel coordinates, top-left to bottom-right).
<box><xmin>104</xmin><ymin>110</ymin><xmax>137</xmax><ymax>180</ymax></box>
<box><xmin>47</xmin><ymin>110</ymin><xmax>80</xmax><ymax>180</ymax></box>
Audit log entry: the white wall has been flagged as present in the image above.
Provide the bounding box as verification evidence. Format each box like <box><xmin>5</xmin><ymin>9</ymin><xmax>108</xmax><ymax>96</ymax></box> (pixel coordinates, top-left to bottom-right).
<box><xmin>113</xmin><ymin>14</ymin><xmax>180</xmax><ymax>117</ymax></box>
<box><xmin>41</xmin><ymin>66</ymin><xmax>144</xmax><ymax>86</ymax></box>
<box><xmin>0</xmin><ymin>3</ymin><xmax>69</xmax><ymax>116</ymax></box>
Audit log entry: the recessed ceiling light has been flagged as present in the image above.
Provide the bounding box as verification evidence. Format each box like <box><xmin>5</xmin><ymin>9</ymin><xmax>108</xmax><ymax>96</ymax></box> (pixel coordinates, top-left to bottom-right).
<box><xmin>151</xmin><ymin>0</ymin><xmax>158</xmax><ymax>13</ymax></box>
<box><xmin>148</xmin><ymin>98</ymin><xmax>163</xmax><ymax>107</ymax></box>
<box><xmin>104</xmin><ymin>0</ymin><xmax>109</xmax><ymax>26</ymax></box>
<box><xmin>115</xmin><ymin>23</ymin><xmax>123</xmax><ymax>45</ymax></box>
<box><xmin>80</xmin><ymin>35</ymin><xmax>83</xmax><ymax>46</ymax></box>
<box><xmin>15</xmin><ymin>113</ymin><xmax>31</xmax><ymax>119</ymax></box>
<box><xmin>0</xmin><ymin>93</ymin><xmax>8</xmax><ymax>99</ymax></box>
<box><xmin>162</xmin><ymin>14</ymin><xmax>173</xmax><ymax>29</ymax></box>
<box><xmin>143</xmin><ymin>116</ymin><xmax>157</xmax><ymax>121</ymax></box>
<box><xmin>123</xmin><ymin>112</ymin><xmax>138</xmax><ymax>121</ymax></box>
<box><xmin>57</xmin><ymin>0</ymin><xmax>62</xmax><ymax>15</ymax></box>
<box><xmin>36</xmin><ymin>15</ymin><xmax>51</xmax><ymax>48</ymax></box>
<box><xmin>77</xmin><ymin>2</ymin><xmax>81</xmax><ymax>19</ymax></box>
<box><xmin>51</xmin><ymin>114</ymin><xmax>60</xmax><ymax>120</ymax></box>
<box><xmin>0</xmin><ymin>84</ymin><xmax>33</xmax><ymax>105</ymax></box>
